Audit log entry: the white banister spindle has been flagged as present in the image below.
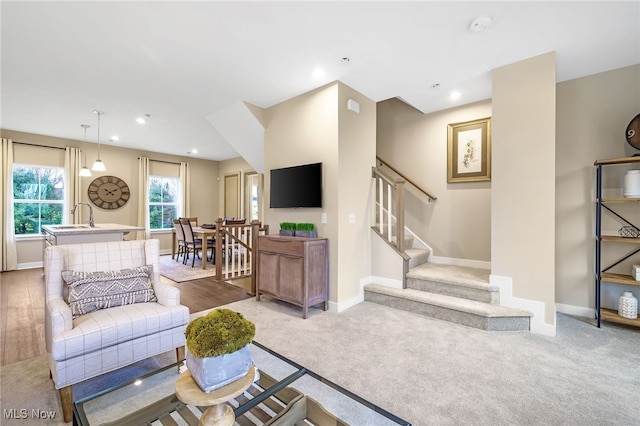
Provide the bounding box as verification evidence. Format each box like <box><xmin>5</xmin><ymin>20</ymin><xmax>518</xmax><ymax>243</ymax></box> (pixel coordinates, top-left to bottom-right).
<box><xmin>378</xmin><ymin>177</ymin><xmax>383</xmax><ymax>234</ymax></box>
<box><xmin>387</xmin><ymin>182</ymin><xmax>392</xmax><ymax>241</ymax></box>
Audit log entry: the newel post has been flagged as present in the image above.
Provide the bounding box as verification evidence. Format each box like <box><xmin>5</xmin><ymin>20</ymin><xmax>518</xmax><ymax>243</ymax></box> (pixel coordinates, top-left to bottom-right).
<box><xmin>395</xmin><ymin>179</ymin><xmax>405</xmax><ymax>252</ymax></box>
<box><xmin>215</xmin><ymin>217</ymin><xmax>224</xmax><ymax>279</ymax></box>
<box><xmin>250</xmin><ymin>220</ymin><xmax>261</xmax><ymax>294</ymax></box>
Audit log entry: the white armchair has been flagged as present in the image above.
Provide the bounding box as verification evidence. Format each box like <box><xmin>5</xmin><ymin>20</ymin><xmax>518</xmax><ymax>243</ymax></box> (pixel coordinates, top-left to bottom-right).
<box><xmin>44</xmin><ymin>239</ymin><xmax>189</xmax><ymax>422</ymax></box>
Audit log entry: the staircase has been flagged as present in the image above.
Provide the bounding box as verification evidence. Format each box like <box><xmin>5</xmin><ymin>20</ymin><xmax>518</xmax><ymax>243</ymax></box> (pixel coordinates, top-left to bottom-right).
<box><xmin>369</xmin><ymin>164</ymin><xmax>532</xmax><ymax>331</ymax></box>
<box><xmin>365</xmin><ymin>235</ymin><xmax>532</xmax><ymax>332</ymax></box>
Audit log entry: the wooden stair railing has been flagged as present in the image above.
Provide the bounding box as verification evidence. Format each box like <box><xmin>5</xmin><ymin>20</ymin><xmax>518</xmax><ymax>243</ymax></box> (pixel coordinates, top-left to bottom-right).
<box><xmin>376</xmin><ymin>156</ymin><xmax>436</xmax><ymax>202</ymax></box>
<box><xmin>214</xmin><ymin>218</ymin><xmax>269</xmax><ymax>294</ymax></box>
<box><xmin>372</xmin><ymin>167</ymin><xmax>407</xmax><ymax>253</ymax></box>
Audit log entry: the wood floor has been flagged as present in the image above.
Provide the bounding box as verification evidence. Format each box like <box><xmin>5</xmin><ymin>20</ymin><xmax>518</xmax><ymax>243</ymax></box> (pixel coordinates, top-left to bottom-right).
<box><xmin>0</xmin><ymin>268</ymin><xmax>251</xmax><ymax>367</ymax></box>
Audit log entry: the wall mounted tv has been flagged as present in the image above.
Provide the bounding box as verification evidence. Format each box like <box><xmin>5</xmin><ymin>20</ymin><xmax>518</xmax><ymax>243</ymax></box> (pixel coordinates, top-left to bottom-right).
<box><xmin>270</xmin><ymin>162</ymin><xmax>323</xmax><ymax>208</ymax></box>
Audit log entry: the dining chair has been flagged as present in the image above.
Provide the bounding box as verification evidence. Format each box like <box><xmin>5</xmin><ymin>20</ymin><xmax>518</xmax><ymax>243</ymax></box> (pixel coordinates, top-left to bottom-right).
<box><xmin>182</xmin><ymin>217</ymin><xmax>215</xmax><ymax>257</ymax></box>
<box><xmin>179</xmin><ymin>218</ymin><xmax>211</xmax><ymax>267</ymax></box>
<box><xmin>223</xmin><ymin>218</ymin><xmax>247</xmax><ymax>263</ymax></box>
<box><xmin>172</xmin><ymin>219</ymin><xmax>187</xmax><ymax>263</ymax></box>
<box><xmin>182</xmin><ymin>217</ymin><xmax>198</xmax><ymax>227</ymax></box>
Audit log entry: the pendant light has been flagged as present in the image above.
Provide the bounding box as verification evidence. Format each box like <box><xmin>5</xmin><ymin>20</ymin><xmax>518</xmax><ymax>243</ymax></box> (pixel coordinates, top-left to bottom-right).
<box><xmin>91</xmin><ymin>110</ymin><xmax>106</xmax><ymax>172</ymax></box>
<box><xmin>79</xmin><ymin>124</ymin><xmax>92</xmax><ymax>177</ymax></box>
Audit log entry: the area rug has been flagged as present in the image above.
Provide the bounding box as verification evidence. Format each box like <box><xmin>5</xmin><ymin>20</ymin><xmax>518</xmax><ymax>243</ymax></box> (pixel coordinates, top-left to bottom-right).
<box><xmin>158</xmin><ymin>254</ymin><xmax>215</xmax><ymax>282</ymax></box>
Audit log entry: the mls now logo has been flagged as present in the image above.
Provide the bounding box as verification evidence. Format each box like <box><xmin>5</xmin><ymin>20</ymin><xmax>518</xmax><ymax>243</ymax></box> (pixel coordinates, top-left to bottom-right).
<box><xmin>4</xmin><ymin>409</ymin><xmax>57</xmax><ymax>420</ymax></box>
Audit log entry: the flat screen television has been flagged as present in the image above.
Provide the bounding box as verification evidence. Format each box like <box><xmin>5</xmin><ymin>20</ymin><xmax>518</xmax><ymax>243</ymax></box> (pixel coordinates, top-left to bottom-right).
<box><xmin>270</xmin><ymin>162</ymin><xmax>322</xmax><ymax>208</ymax></box>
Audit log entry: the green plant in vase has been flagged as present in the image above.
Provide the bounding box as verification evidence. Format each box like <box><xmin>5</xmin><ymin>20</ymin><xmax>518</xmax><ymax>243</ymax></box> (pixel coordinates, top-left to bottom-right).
<box><xmin>185</xmin><ymin>308</ymin><xmax>255</xmax><ymax>392</ymax></box>
<box><xmin>279</xmin><ymin>222</ymin><xmax>296</xmax><ymax>236</ymax></box>
<box><xmin>295</xmin><ymin>223</ymin><xmax>317</xmax><ymax>238</ymax></box>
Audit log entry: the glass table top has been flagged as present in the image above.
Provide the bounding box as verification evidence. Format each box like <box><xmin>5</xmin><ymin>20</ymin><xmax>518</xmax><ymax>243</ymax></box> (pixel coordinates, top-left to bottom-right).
<box><xmin>74</xmin><ymin>341</ymin><xmax>411</xmax><ymax>426</ymax></box>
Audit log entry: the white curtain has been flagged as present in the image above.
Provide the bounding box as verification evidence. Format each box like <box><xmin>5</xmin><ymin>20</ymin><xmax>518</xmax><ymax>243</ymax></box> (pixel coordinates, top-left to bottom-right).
<box><xmin>64</xmin><ymin>147</ymin><xmax>83</xmax><ymax>224</ymax></box>
<box><xmin>1</xmin><ymin>138</ymin><xmax>18</xmax><ymax>271</ymax></box>
<box><xmin>137</xmin><ymin>156</ymin><xmax>150</xmax><ymax>240</ymax></box>
<box><xmin>180</xmin><ymin>162</ymin><xmax>190</xmax><ymax>217</ymax></box>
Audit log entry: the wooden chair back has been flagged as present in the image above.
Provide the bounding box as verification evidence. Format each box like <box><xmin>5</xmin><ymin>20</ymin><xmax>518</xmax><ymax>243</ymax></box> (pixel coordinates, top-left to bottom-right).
<box><xmin>179</xmin><ymin>218</ymin><xmax>198</xmax><ymax>244</ymax></box>
<box><xmin>180</xmin><ymin>217</ymin><xmax>198</xmax><ymax>227</ymax></box>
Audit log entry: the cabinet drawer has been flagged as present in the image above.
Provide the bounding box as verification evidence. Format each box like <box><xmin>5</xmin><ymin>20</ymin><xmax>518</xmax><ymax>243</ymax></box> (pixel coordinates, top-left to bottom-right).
<box><xmin>258</xmin><ymin>237</ymin><xmax>304</xmax><ymax>257</ymax></box>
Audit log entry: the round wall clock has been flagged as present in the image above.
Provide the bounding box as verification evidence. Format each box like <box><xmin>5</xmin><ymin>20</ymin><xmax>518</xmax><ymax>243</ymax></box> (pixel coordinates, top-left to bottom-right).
<box><xmin>88</xmin><ymin>175</ymin><xmax>130</xmax><ymax>209</ymax></box>
<box><xmin>626</xmin><ymin>113</ymin><xmax>640</xmax><ymax>150</ymax></box>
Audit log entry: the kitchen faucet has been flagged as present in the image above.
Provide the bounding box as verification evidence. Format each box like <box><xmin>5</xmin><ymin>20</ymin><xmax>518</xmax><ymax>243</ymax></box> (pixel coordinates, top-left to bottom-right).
<box><xmin>71</xmin><ymin>202</ymin><xmax>95</xmax><ymax>227</ymax></box>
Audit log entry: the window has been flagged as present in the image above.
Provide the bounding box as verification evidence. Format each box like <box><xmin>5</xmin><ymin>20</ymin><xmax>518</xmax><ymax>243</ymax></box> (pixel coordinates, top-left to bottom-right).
<box><xmin>149</xmin><ymin>175</ymin><xmax>179</xmax><ymax>230</ymax></box>
<box><xmin>13</xmin><ymin>165</ymin><xmax>65</xmax><ymax>235</ymax></box>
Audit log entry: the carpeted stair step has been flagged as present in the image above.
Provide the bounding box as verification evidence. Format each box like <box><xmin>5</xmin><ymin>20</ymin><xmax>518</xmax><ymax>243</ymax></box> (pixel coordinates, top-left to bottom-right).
<box><xmin>406</xmin><ymin>248</ymin><xmax>430</xmax><ymax>269</ymax></box>
<box><xmin>406</xmin><ymin>263</ymin><xmax>499</xmax><ymax>304</ymax></box>
<box><xmin>364</xmin><ymin>284</ymin><xmax>531</xmax><ymax>331</ymax></box>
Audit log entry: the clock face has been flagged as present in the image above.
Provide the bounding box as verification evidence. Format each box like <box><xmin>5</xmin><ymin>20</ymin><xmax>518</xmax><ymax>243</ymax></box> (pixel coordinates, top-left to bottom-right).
<box><xmin>88</xmin><ymin>175</ymin><xmax>130</xmax><ymax>209</ymax></box>
<box><xmin>626</xmin><ymin>113</ymin><xmax>640</xmax><ymax>150</ymax></box>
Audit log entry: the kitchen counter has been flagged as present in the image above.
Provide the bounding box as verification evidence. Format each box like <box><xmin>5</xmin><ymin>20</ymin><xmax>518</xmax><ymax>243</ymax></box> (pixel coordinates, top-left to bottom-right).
<box><xmin>42</xmin><ymin>223</ymin><xmax>145</xmax><ymax>245</ymax></box>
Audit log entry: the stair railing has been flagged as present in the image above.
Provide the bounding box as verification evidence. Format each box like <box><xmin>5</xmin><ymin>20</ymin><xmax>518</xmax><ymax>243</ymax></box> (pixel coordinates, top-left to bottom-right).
<box><xmin>372</xmin><ymin>167</ymin><xmax>406</xmax><ymax>252</ymax></box>
<box><xmin>214</xmin><ymin>218</ymin><xmax>269</xmax><ymax>294</ymax></box>
<box><xmin>376</xmin><ymin>156</ymin><xmax>436</xmax><ymax>203</ymax></box>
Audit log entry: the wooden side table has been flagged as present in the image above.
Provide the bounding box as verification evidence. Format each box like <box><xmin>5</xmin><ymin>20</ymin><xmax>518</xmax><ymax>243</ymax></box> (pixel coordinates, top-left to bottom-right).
<box><xmin>175</xmin><ymin>365</ymin><xmax>256</xmax><ymax>426</ymax></box>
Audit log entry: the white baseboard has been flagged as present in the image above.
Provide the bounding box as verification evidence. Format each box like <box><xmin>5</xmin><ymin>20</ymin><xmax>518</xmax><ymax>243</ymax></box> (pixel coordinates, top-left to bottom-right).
<box><xmin>330</xmin><ymin>294</ymin><xmax>363</xmax><ymax>313</ymax></box>
<box><xmin>329</xmin><ymin>275</ymin><xmax>402</xmax><ymax>313</ymax></box>
<box><xmin>431</xmin><ymin>256</ymin><xmax>491</xmax><ymax>270</ymax></box>
<box><xmin>365</xmin><ymin>275</ymin><xmax>403</xmax><ymax>289</ymax></box>
<box><xmin>490</xmin><ymin>274</ymin><xmax>556</xmax><ymax>337</ymax></box>
<box><xmin>556</xmin><ymin>303</ymin><xmax>595</xmax><ymax>319</ymax></box>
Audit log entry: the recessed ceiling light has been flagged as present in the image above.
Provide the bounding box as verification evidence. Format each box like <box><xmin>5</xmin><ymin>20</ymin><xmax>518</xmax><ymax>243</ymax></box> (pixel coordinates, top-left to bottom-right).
<box><xmin>340</xmin><ymin>57</ymin><xmax>350</xmax><ymax>64</ymax></box>
<box><xmin>110</xmin><ymin>135</ymin><xmax>119</xmax><ymax>142</ymax></box>
<box><xmin>136</xmin><ymin>114</ymin><xmax>152</xmax><ymax>124</ymax></box>
<box><xmin>431</xmin><ymin>83</ymin><xmax>441</xmax><ymax>89</ymax></box>
<box><xmin>449</xmin><ymin>91</ymin><xmax>461</xmax><ymax>100</ymax></box>
<box><xmin>312</xmin><ymin>68</ymin><xmax>325</xmax><ymax>79</ymax></box>
<box><xmin>469</xmin><ymin>15</ymin><xmax>492</xmax><ymax>32</ymax></box>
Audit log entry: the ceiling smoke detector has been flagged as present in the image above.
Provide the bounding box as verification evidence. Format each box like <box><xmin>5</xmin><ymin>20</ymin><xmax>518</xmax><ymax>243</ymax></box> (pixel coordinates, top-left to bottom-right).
<box><xmin>469</xmin><ymin>15</ymin><xmax>492</xmax><ymax>32</ymax></box>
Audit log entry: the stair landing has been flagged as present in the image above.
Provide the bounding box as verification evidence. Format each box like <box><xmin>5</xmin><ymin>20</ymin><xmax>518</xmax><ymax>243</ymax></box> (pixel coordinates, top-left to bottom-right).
<box><xmin>365</xmin><ymin>263</ymin><xmax>532</xmax><ymax>332</ymax></box>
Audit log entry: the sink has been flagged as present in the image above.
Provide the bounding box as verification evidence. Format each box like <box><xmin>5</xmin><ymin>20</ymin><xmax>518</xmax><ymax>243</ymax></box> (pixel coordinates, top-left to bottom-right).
<box><xmin>49</xmin><ymin>225</ymin><xmax>91</xmax><ymax>229</ymax></box>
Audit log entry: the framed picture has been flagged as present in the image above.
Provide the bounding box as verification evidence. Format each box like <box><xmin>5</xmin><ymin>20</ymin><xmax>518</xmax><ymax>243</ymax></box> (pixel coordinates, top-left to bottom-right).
<box><xmin>447</xmin><ymin>117</ymin><xmax>491</xmax><ymax>183</ymax></box>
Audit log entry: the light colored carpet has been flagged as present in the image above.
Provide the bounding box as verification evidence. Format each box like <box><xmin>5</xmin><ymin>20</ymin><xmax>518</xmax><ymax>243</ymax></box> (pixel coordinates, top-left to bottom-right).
<box><xmin>2</xmin><ymin>299</ymin><xmax>639</xmax><ymax>425</ymax></box>
<box><xmin>214</xmin><ymin>298</ymin><xmax>640</xmax><ymax>425</ymax></box>
<box><xmin>158</xmin><ymin>254</ymin><xmax>215</xmax><ymax>282</ymax></box>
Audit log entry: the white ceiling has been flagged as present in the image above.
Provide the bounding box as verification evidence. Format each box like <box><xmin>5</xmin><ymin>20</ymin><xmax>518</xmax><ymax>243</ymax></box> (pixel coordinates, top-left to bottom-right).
<box><xmin>2</xmin><ymin>1</ymin><xmax>639</xmax><ymax>161</ymax></box>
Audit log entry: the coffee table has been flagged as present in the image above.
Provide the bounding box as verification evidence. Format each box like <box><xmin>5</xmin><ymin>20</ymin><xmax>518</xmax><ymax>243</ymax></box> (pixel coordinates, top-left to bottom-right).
<box><xmin>73</xmin><ymin>341</ymin><xmax>411</xmax><ymax>426</ymax></box>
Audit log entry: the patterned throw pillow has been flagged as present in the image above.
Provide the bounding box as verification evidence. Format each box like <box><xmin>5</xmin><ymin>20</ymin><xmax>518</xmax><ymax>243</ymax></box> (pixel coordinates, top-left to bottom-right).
<box><xmin>62</xmin><ymin>265</ymin><xmax>157</xmax><ymax>318</ymax></box>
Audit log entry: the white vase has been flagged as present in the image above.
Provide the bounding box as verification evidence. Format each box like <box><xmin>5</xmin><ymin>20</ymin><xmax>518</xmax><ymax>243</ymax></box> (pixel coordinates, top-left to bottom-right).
<box><xmin>618</xmin><ymin>290</ymin><xmax>638</xmax><ymax>319</ymax></box>
<box><xmin>186</xmin><ymin>344</ymin><xmax>253</xmax><ymax>392</ymax></box>
<box><xmin>623</xmin><ymin>170</ymin><xmax>640</xmax><ymax>197</ymax></box>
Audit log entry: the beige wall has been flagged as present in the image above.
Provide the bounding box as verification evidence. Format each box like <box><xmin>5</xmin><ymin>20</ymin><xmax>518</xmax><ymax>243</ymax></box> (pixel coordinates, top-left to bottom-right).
<box><xmin>337</xmin><ymin>83</ymin><xmax>377</xmax><ymax>301</ymax></box>
<box><xmin>377</xmin><ymin>98</ymin><xmax>492</xmax><ymax>263</ymax></box>
<box><xmin>262</xmin><ymin>83</ymin><xmax>340</xmax><ymax>302</ymax></box>
<box><xmin>2</xmin><ymin>129</ymin><xmax>221</xmax><ymax>264</ymax></box>
<box><xmin>556</xmin><ymin>64</ymin><xmax>640</xmax><ymax>313</ymax></box>
<box><xmin>261</xmin><ymin>81</ymin><xmax>376</xmax><ymax>305</ymax></box>
<box><xmin>492</xmin><ymin>52</ymin><xmax>558</xmax><ymax>327</ymax></box>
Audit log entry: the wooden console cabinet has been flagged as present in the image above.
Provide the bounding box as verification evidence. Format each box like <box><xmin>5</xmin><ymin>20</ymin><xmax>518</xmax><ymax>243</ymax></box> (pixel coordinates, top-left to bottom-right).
<box><xmin>256</xmin><ymin>235</ymin><xmax>329</xmax><ymax>318</ymax></box>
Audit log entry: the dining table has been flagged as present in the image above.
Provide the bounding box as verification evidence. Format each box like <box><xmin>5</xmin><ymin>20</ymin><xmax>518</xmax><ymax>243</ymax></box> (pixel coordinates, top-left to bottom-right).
<box><xmin>172</xmin><ymin>226</ymin><xmax>217</xmax><ymax>269</ymax></box>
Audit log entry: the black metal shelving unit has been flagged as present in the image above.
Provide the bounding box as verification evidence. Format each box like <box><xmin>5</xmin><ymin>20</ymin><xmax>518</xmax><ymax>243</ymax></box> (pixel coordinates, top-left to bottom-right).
<box><xmin>594</xmin><ymin>157</ymin><xmax>640</xmax><ymax>328</ymax></box>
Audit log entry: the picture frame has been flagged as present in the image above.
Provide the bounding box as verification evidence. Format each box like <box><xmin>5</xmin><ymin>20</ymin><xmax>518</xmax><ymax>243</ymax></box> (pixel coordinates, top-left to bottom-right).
<box><xmin>447</xmin><ymin>117</ymin><xmax>491</xmax><ymax>183</ymax></box>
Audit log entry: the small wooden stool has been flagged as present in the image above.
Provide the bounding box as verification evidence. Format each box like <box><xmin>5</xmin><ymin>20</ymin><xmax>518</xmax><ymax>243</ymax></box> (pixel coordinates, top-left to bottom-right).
<box><xmin>176</xmin><ymin>365</ymin><xmax>256</xmax><ymax>426</ymax></box>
